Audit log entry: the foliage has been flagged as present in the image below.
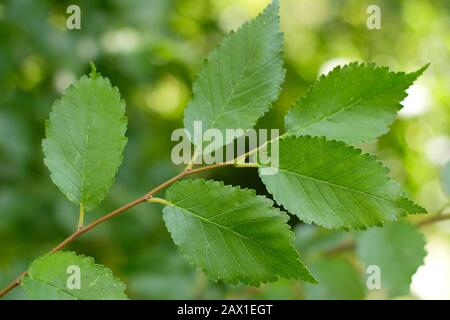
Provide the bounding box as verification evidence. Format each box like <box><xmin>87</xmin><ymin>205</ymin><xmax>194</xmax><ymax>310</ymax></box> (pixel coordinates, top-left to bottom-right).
<box><xmin>183</xmin><ymin>1</ymin><xmax>284</xmax><ymax>149</ymax></box>
<box><xmin>285</xmin><ymin>63</ymin><xmax>427</xmax><ymax>145</ymax></box>
<box><xmin>260</xmin><ymin>136</ymin><xmax>425</xmax><ymax>229</ymax></box>
<box><xmin>22</xmin><ymin>251</ymin><xmax>127</xmax><ymax>300</ymax></box>
<box><xmin>1</xmin><ymin>0</ymin><xmax>448</xmax><ymax>300</ymax></box>
<box><xmin>163</xmin><ymin>179</ymin><xmax>315</xmax><ymax>285</ymax></box>
<box><xmin>43</xmin><ymin>69</ymin><xmax>127</xmax><ymax>213</ymax></box>
<box><xmin>356</xmin><ymin>221</ymin><xmax>426</xmax><ymax>297</ymax></box>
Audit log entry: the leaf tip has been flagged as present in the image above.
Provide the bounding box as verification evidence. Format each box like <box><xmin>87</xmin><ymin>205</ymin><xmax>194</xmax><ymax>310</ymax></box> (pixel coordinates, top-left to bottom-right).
<box><xmin>419</xmin><ymin>62</ymin><xmax>431</xmax><ymax>73</ymax></box>
<box><xmin>409</xmin><ymin>63</ymin><xmax>430</xmax><ymax>80</ymax></box>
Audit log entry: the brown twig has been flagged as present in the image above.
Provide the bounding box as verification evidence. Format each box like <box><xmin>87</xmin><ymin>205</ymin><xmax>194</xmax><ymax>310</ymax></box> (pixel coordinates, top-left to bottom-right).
<box><xmin>416</xmin><ymin>212</ymin><xmax>450</xmax><ymax>227</ymax></box>
<box><xmin>2</xmin><ymin>157</ymin><xmax>447</xmax><ymax>298</ymax></box>
<box><xmin>0</xmin><ymin>161</ymin><xmax>237</xmax><ymax>299</ymax></box>
<box><xmin>322</xmin><ymin>212</ymin><xmax>450</xmax><ymax>257</ymax></box>
<box><xmin>322</xmin><ymin>240</ymin><xmax>355</xmax><ymax>257</ymax></box>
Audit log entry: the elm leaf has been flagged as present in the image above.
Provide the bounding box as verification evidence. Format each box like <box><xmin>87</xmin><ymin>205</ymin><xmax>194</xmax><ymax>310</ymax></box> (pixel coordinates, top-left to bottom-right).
<box><xmin>42</xmin><ymin>71</ymin><xmax>127</xmax><ymax>212</ymax></box>
<box><xmin>183</xmin><ymin>0</ymin><xmax>284</xmax><ymax>149</ymax></box>
<box><xmin>21</xmin><ymin>251</ymin><xmax>127</xmax><ymax>300</ymax></box>
<box><xmin>259</xmin><ymin>136</ymin><xmax>426</xmax><ymax>229</ymax></box>
<box><xmin>356</xmin><ymin>221</ymin><xmax>427</xmax><ymax>297</ymax></box>
<box><xmin>285</xmin><ymin>63</ymin><xmax>428</xmax><ymax>144</ymax></box>
<box><xmin>162</xmin><ymin>179</ymin><xmax>316</xmax><ymax>286</ymax></box>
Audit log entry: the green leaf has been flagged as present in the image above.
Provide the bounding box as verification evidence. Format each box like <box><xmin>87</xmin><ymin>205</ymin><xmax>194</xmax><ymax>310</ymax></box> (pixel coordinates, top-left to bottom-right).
<box><xmin>42</xmin><ymin>73</ymin><xmax>127</xmax><ymax>212</ymax></box>
<box><xmin>162</xmin><ymin>179</ymin><xmax>316</xmax><ymax>286</ymax></box>
<box><xmin>183</xmin><ymin>0</ymin><xmax>284</xmax><ymax>148</ymax></box>
<box><xmin>21</xmin><ymin>251</ymin><xmax>127</xmax><ymax>300</ymax></box>
<box><xmin>441</xmin><ymin>161</ymin><xmax>450</xmax><ymax>195</ymax></box>
<box><xmin>285</xmin><ymin>63</ymin><xmax>428</xmax><ymax>144</ymax></box>
<box><xmin>356</xmin><ymin>221</ymin><xmax>426</xmax><ymax>297</ymax></box>
<box><xmin>259</xmin><ymin>136</ymin><xmax>426</xmax><ymax>229</ymax></box>
<box><xmin>304</xmin><ymin>258</ymin><xmax>365</xmax><ymax>300</ymax></box>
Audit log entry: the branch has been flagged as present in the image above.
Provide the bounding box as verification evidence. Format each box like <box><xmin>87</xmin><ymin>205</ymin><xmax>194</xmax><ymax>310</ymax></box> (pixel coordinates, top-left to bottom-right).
<box><xmin>0</xmin><ymin>161</ymin><xmax>238</xmax><ymax>299</ymax></box>
<box><xmin>416</xmin><ymin>211</ymin><xmax>450</xmax><ymax>227</ymax></box>
<box><xmin>323</xmin><ymin>210</ymin><xmax>450</xmax><ymax>257</ymax></box>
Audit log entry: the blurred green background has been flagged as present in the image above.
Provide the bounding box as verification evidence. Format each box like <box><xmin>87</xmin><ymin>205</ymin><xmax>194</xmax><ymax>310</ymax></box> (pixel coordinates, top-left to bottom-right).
<box><xmin>0</xmin><ymin>0</ymin><xmax>449</xmax><ymax>300</ymax></box>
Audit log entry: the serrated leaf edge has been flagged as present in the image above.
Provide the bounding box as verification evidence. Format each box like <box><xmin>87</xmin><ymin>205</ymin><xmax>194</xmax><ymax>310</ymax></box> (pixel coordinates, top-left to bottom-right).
<box><xmin>259</xmin><ymin>135</ymin><xmax>427</xmax><ymax>230</ymax></box>
<box><xmin>183</xmin><ymin>0</ymin><xmax>285</xmax><ymax>141</ymax></box>
<box><xmin>163</xmin><ymin>178</ymin><xmax>317</xmax><ymax>285</ymax></box>
<box><xmin>42</xmin><ymin>74</ymin><xmax>128</xmax><ymax>212</ymax></box>
<box><xmin>285</xmin><ymin>62</ymin><xmax>429</xmax><ymax>145</ymax></box>
<box><xmin>355</xmin><ymin>221</ymin><xmax>428</xmax><ymax>297</ymax></box>
<box><xmin>22</xmin><ymin>251</ymin><xmax>128</xmax><ymax>300</ymax></box>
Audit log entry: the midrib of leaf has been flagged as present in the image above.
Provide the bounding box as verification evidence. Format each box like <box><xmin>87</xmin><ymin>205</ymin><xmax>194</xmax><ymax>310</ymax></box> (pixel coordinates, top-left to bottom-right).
<box><xmin>293</xmin><ymin>79</ymin><xmax>406</xmax><ymax>132</ymax></box>
<box><xmin>27</xmin><ymin>275</ymin><xmax>79</xmax><ymax>299</ymax></box>
<box><xmin>80</xmin><ymin>87</ymin><xmax>95</xmax><ymax>203</ymax></box>
<box><xmin>28</xmin><ymin>274</ymin><xmax>120</xmax><ymax>298</ymax></box>
<box><xmin>306</xmin><ymin>66</ymin><xmax>351</xmax><ymax>129</ymax></box>
<box><xmin>52</xmin><ymin>99</ymin><xmax>94</xmax><ymax>201</ymax></box>
<box><xmin>178</xmin><ymin>204</ymin><xmax>281</xmax><ymax>281</ymax></box>
<box><xmin>167</xmin><ymin>202</ymin><xmax>286</xmax><ymax>255</ymax></box>
<box><xmin>229</xmin><ymin>58</ymin><xmax>282</xmax><ymax>114</ymax></box>
<box><xmin>80</xmin><ymin>122</ymin><xmax>91</xmax><ymax>204</ymax></box>
<box><xmin>207</xmin><ymin>36</ymin><xmax>260</xmax><ymax>130</ymax></box>
<box><xmin>57</xmin><ymin>115</ymin><xmax>83</xmax><ymax>181</ymax></box>
<box><xmin>274</xmin><ymin>167</ymin><xmax>415</xmax><ymax>210</ymax></box>
<box><xmin>180</xmin><ymin>207</ymin><xmax>252</xmax><ymax>281</ymax></box>
<box><xmin>53</xmin><ymin>136</ymin><xmax>82</xmax><ymax>194</ymax></box>
<box><xmin>193</xmin><ymin>214</ymin><xmax>231</xmax><ymax>278</ymax></box>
